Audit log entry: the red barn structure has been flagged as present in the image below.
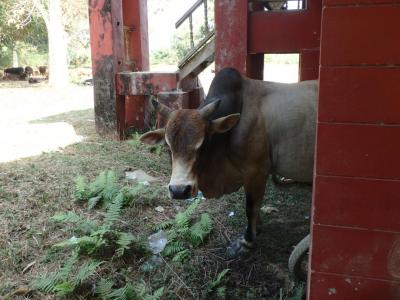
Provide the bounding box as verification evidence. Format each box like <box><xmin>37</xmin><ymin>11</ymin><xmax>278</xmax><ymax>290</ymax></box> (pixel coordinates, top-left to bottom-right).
<box><xmin>89</xmin><ymin>0</ymin><xmax>400</xmax><ymax>298</ymax></box>
<box><xmin>310</xmin><ymin>1</ymin><xmax>400</xmax><ymax>299</ymax></box>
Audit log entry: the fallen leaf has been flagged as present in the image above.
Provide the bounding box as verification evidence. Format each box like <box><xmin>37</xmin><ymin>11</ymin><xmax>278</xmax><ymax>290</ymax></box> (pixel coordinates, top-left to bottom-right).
<box><xmin>13</xmin><ymin>286</ymin><xmax>31</xmax><ymax>295</ymax></box>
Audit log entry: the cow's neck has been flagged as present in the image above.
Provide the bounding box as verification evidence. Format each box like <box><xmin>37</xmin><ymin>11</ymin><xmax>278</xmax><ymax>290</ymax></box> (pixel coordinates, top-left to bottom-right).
<box><xmin>196</xmin><ymin>133</ymin><xmax>242</xmax><ymax>198</ymax></box>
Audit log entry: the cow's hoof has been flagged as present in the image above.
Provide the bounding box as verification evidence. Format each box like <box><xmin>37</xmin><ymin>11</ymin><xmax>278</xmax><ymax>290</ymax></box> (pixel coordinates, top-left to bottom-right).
<box><xmin>226</xmin><ymin>236</ymin><xmax>254</xmax><ymax>258</ymax></box>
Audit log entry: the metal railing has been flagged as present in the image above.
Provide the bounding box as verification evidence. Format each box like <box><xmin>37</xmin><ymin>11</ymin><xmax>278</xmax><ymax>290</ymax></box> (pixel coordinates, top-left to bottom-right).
<box><xmin>175</xmin><ymin>0</ymin><xmax>213</xmax><ymax>52</ymax></box>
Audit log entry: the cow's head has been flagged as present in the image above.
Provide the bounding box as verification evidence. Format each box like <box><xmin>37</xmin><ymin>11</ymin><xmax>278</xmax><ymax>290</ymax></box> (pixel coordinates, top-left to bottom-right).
<box><xmin>140</xmin><ymin>98</ymin><xmax>240</xmax><ymax>199</ymax></box>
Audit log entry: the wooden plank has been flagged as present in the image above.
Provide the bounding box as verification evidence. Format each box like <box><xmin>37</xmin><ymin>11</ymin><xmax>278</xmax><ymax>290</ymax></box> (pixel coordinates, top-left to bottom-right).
<box><xmin>246</xmin><ymin>54</ymin><xmax>264</xmax><ymax>80</ymax></box>
<box><xmin>314</xmin><ymin>175</ymin><xmax>400</xmax><ymax>231</ymax></box>
<box><xmin>315</xmin><ymin>123</ymin><xmax>400</xmax><ymax>179</ymax></box>
<box><xmin>178</xmin><ymin>38</ymin><xmax>214</xmax><ymax>81</ymax></box>
<box><xmin>249</xmin><ymin>0</ymin><xmax>322</xmax><ymax>54</ymax></box>
<box><xmin>319</xmin><ymin>67</ymin><xmax>400</xmax><ymax>124</ymax></box>
<box><xmin>324</xmin><ymin>0</ymin><xmax>400</xmax><ymax>6</ymax></box>
<box><xmin>249</xmin><ymin>11</ymin><xmax>321</xmax><ymax>53</ymax></box>
<box><xmin>300</xmin><ymin>48</ymin><xmax>320</xmax><ymax>80</ymax></box>
<box><xmin>116</xmin><ymin>71</ymin><xmax>178</xmax><ymax>96</ymax></box>
<box><xmin>320</xmin><ymin>6</ymin><xmax>400</xmax><ymax>66</ymax></box>
<box><xmin>300</xmin><ymin>48</ymin><xmax>320</xmax><ymax>68</ymax></box>
<box><xmin>125</xmin><ymin>95</ymin><xmax>146</xmax><ymax>130</ymax></box>
<box><xmin>300</xmin><ymin>67</ymin><xmax>319</xmax><ymax>81</ymax></box>
<box><xmin>311</xmin><ymin>225</ymin><xmax>400</xmax><ymax>281</ymax></box>
<box><xmin>309</xmin><ymin>272</ymin><xmax>400</xmax><ymax>300</ymax></box>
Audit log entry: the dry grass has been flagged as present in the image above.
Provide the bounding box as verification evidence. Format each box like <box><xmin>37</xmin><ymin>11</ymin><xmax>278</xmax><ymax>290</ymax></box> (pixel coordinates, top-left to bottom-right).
<box><xmin>0</xmin><ymin>106</ymin><xmax>311</xmax><ymax>299</ymax></box>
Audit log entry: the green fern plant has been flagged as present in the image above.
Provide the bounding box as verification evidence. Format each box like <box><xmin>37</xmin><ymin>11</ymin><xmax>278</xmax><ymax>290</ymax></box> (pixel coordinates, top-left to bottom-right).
<box><xmin>127</xmin><ymin>132</ymin><xmax>142</xmax><ymax>150</ymax></box>
<box><xmin>155</xmin><ymin>199</ymin><xmax>213</xmax><ymax>262</ymax></box>
<box><xmin>188</xmin><ymin>213</ymin><xmax>213</xmax><ymax>247</ymax></box>
<box><xmin>51</xmin><ymin>183</ymin><xmax>148</xmax><ymax>257</ymax></box>
<box><xmin>50</xmin><ymin>211</ymin><xmax>97</xmax><ymax>235</ymax></box>
<box><xmin>102</xmin><ymin>191</ymin><xmax>125</xmax><ymax>230</ymax></box>
<box><xmin>33</xmin><ymin>250</ymin><xmax>104</xmax><ymax>297</ymax></box>
<box><xmin>207</xmin><ymin>268</ymin><xmax>230</xmax><ymax>298</ymax></box>
<box><xmin>75</xmin><ymin>175</ymin><xmax>90</xmax><ymax>201</ymax></box>
<box><xmin>144</xmin><ymin>287</ymin><xmax>164</xmax><ymax>300</ymax></box>
<box><xmin>96</xmin><ymin>278</ymin><xmax>115</xmax><ymax>299</ymax></box>
<box><xmin>153</xmin><ymin>219</ymin><xmax>173</xmax><ymax>231</ymax></box>
<box><xmin>75</xmin><ymin>170</ymin><xmax>120</xmax><ymax>209</ymax></box>
<box><xmin>114</xmin><ymin>232</ymin><xmax>148</xmax><ymax>258</ymax></box>
<box><xmin>96</xmin><ymin>280</ymin><xmax>164</xmax><ymax>300</ymax></box>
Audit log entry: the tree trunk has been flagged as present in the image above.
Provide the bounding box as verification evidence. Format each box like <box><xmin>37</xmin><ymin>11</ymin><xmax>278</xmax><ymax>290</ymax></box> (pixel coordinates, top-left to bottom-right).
<box><xmin>12</xmin><ymin>48</ymin><xmax>18</xmax><ymax>67</ymax></box>
<box><xmin>47</xmin><ymin>0</ymin><xmax>69</xmax><ymax>86</ymax></box>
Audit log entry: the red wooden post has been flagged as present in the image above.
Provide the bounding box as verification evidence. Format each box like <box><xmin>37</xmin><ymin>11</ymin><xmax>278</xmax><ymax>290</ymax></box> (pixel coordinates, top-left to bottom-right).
<box><xmin>214</xmin><ymin>0</ymin><xmax>248</xmax><ymax>74</ymax></box>
<box><xmin>88</xmin><ymin>0</ymin><xmax>124</xmax><ymax>138</ymax></box>
<box><xmin>246</xmin><ymin>2</ymin><xmax>264</xmax><ymax>80</ymax></box>
<box><xmin>119</xmin><ymin>0</ymin><xmax>149</xmax><ymax>138</ymax></box>
<box><xmin>299</xmin><ymin>48</ymin><xmax>319</xmax><ymax>81</ymax></box>
<box><xmin>122</xmin><ymin>0</ymin><xmax>149</xmax><ymax>71</ymax></box>
<box><xmin>309</xmin><ymin>2</ymin><xmax>400</xmax><ymax>299</ymax></box>
<box><xmin>89</xmin><ymin>0</ymin><xmax>149</xmax><ymax>139</ymax></box>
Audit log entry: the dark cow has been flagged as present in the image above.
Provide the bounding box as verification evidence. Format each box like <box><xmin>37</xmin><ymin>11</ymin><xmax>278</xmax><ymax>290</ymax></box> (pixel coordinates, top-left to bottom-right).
<box><xmin>141</xmin><ymin>68</ymin><xmax>317</xmax><ymax>256</ymax></box>
<box><xmin>25</xmin><ymin>66</ymin><xmax>33</xmax><ymax>77</ymax></box>
<box><xmin>4</xmin><ymin>67</ymin><xmax>25</xmax><ymax>76</ymax></box>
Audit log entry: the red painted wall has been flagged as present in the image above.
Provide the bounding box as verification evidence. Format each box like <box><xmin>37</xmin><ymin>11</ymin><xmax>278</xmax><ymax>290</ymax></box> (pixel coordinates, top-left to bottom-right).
<box><xmin>309</xmin><ymin>1</ymin><xmax>400</xmax><ymax>299</ymax></box>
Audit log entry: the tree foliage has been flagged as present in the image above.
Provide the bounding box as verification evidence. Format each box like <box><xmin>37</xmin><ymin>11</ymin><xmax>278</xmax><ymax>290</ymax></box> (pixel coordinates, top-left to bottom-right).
<box><xmin>0</xmin><ymin>0</ymin><xmax>90</xmax><ymax>70</ymax></box>
<box><xmin>0</xmin><ymin>0</ymin><xmax>48</xmax><ymax>68</ymax></box>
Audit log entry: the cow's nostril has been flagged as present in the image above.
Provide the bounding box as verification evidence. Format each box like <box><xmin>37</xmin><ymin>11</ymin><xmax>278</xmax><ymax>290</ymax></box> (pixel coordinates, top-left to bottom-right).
<box><xmin>183</xmin><ymin>185</ymin><xmax>191</xmax><ymax>196</ymax></box>
<box><xmin>169</xmin><ymin>184</ymin><xmax>192</xmax><ymax>199</ymax></box>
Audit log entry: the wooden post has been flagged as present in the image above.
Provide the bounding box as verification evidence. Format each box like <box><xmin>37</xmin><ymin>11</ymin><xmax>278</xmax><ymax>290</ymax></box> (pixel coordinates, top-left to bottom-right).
<box><xmin>214</xmin><ymin>0</ymin><xmax>248</xmax><ymax>74</ymax></box>
<box><xmin>88</xmin><ymin>0</ymin><xmax>124</xmax><ymax>138</ymax></box>
<box><xmin>119</xmin><ymin>0</ymin><xmax>149</xmax><ymax>138</ymax></box>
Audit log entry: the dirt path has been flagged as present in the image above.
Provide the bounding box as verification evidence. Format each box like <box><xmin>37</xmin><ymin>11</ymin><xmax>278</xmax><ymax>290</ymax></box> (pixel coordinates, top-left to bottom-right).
<box><xmin>0</xmin><ymin>82</ymin><xmax>93</xmax><ymax>162</ymax></box>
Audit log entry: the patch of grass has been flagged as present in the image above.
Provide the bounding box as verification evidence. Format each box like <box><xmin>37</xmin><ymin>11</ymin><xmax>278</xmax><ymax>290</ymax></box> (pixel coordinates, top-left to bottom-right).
<box><xmin>0</xmin><ymin>108</ymin><xmax>312</xmax><ymax>299</ymax></box>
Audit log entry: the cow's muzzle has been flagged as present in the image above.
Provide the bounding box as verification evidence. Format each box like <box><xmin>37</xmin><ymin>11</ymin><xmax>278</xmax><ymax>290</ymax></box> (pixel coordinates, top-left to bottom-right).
<box><xmin>169</xmin><ymin>184</ymin><xmax>192</xmax><ymax>199</ymax></box>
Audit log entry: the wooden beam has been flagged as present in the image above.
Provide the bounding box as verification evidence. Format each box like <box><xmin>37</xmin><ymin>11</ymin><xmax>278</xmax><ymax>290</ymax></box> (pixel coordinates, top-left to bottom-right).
<box><xmin>249</xmin><ymin>0</ymin><xmax>322</xmax><ymax>54</ymax></box>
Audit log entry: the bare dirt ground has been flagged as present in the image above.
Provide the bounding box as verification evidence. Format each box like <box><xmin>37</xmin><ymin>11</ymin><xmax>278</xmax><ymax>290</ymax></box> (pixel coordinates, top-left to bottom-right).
<box><xmin>0</xmin><ymin>80</ymin><xmax>311</xmax><ymax>299</ymax></box>
<box><xmin>0</xmin><ymin>81</ymin><xmax>93</xmax><ymax>162</ymax></box>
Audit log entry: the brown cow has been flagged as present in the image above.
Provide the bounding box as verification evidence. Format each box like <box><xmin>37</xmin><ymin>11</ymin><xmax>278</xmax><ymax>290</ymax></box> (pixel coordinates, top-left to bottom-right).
<box><xmin>141</xmin><ymin>68</ymin><xmax>317</xmax><ymax>256</ymax></box>
<box><xmin>38</xmin><ymin>66</ymin><xmax>47</xmax><ymax>76</ymax></box>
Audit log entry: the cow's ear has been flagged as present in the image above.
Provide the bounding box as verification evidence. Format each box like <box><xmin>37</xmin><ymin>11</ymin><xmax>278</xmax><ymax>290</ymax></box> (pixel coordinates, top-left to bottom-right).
<box><xmin>211</xmin><ymin>113</ymin><xmax>240</xmax><ymax>133</ymax></box>
<box><xmin>140</xmin><ymin>128</ymin><xmax>165</xmax><ymax>145</ymax></box>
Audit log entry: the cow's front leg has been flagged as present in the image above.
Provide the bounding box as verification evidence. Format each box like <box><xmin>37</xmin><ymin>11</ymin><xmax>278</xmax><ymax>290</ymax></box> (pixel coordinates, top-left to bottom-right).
<box><xmin>227</xmin><ymin>175</ymin><xmax>267</xmax><ymax>257</ymax></box>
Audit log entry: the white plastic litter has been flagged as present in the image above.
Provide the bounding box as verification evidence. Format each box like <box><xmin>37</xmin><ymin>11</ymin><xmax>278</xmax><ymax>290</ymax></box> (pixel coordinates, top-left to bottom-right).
<box><xmin>155</xmin><ymin>206</ymin><xmax>165</xmax><ymax>213</ymax></box>
<box><xmin>125</xmin><ymin>170</ymin><xmax>159</xmax><ymax>184</ymax></box>
<box><xmin>228</xmin><ymin>211</ymin><xmax>235</xmax><ymax>217</ymax></box>
<box><xmin>148</xmin><ymin>230</ymin><xmax>168</xmax><ymax>254</ymax></box>
<box><xmin>185</xmin><ymin>191</ymin><xmax>206</xmax><ymax>203</ymax></box>
<box><xmin>261</xmin><ymin>206</ymin><xmax>279</xmax><ymax>214</ymax></box>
